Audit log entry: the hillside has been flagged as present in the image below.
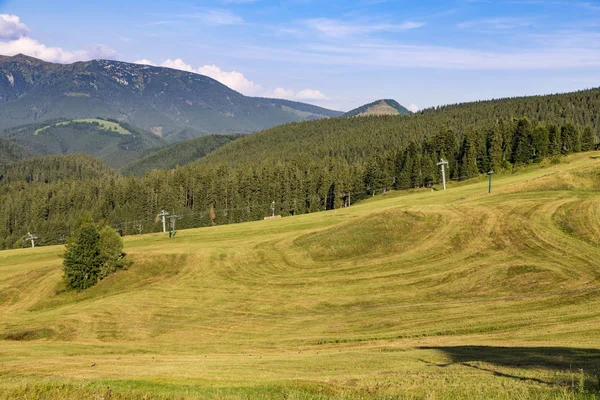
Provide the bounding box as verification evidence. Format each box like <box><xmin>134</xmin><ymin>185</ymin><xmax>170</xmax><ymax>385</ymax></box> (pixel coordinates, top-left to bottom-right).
<box><xmin>1</xmin><ymin>152</ymin><xmax>600</xmax><ymax>399</ymax></box>
<box><xmin>122</xmin><ymin>134</ymin><xmax>242</xmax><ymax>176</ymax></box>
<box><xmin>253</xmin><ymin>97</ymin><xmax>343</xmax><ymax>119</ymax></box>
<box><xmin>1</xmin><ymin>118</ymin><xmax>165</xmax><ymax>169</ymax></box>
<box><xmin>0</xmin><ymin>154</ymin><xmax>115</xmax><ymax>186</ymax></box>
<box><xmin>0</xmin><ymin>87</ymin><xmax>598</xmax><ymax>248</ymax></box>
<box><xmin>0</xmin><ymin>136</ymin><xmax>31</xmax><ymax>165</ymax></box>
<box><xmin>343</xmin><ymin>99</ymin><xmax>412</xmax><ymax>117</ymax></box>
<box><xmin>0</xmin><ymin>54</ymin><xmax>341</xmax><ymax>140</ymax></box>
<box><xmin>202</xmin><ymin>87</ymin><xmax>600</xmax><ymax>165</ymax></box>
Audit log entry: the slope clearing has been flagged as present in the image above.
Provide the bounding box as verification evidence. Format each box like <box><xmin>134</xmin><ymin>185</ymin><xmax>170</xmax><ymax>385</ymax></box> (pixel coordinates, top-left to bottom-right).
<box><xmin>34</xmin><ymin>119</ymin><xmax>133</xmax><ymax>136</ymax></box>
<box><xmin>1</xmin><ymin>152</ymin><xmax>600</xmax><ymax>399</ymax></box>
<box><xmin>2</xmin><ymin>119</ymin><xmax>164</xmax><ymax>169</ymax></box>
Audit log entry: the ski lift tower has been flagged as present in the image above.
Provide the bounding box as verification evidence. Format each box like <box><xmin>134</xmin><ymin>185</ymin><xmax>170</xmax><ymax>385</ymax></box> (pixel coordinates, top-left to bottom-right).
<box><xmin>157</xmin><ymin>210</ymin><xmax>169</xmax><ymax>233</ymax></box>
<box><xmin>26</xmin><ymin>232</ymin><xmax>38</xmax><ymax>248</ymax></box>
<box><xmin>437</xmin><ymin>158</ymin><xmax>449</xmax><ymax>191</ymax></box>
<box><xmin>168</xmin><ymin>211</ymin><xmax>182</xmax><ymax>238</ymax></box>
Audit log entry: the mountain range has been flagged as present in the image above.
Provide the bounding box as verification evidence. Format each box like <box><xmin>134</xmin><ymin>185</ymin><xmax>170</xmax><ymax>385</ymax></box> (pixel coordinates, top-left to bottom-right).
<box><xmin>0</xmin><ymin>54</ymin><xmax>342</xmax><ymax>141</ymax></box>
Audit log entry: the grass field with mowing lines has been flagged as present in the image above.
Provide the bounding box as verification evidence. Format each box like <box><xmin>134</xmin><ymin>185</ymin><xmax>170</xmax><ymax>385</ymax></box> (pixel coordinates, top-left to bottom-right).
<box><xmin>1</xmin><ymin>152</ymin><xmax>600</xmax><ymax>399</ymax></box>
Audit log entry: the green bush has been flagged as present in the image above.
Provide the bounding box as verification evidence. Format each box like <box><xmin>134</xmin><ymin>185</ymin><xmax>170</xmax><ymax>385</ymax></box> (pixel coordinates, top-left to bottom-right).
<box><xmin>63</xmin><ymin>217</ymin><xmax>126</xmax><ymax>290</ymax></box>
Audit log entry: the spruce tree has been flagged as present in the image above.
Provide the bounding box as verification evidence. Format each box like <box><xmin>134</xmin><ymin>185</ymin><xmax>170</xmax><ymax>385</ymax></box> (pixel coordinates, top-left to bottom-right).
<box><xmin>487</xmin><ymin>125</ymin><xmax>503</xmax><ymax>172</ymax></box>
<box><xmin>581</xmin><ymin>126</ymin><xmax>595</xmax><ymax>151</ymax></box>
<box><xmin>531</xmin><ymin>125</ymin><xmax>549</xmax><ymax>161</ymax></box>
<box><xmin>512</xmin><ymin>118</ymin><xmax>533</xmax><ymax>164</ymax></box>
<box><xmin>561</xmin><ymin>123</ymin><xmax>580</xmax><ymax>154</ymax></box>
<box><xmin>548</xmin><ymin>124</ymin><xmax>561</xmax><ymax>156</ymax></box>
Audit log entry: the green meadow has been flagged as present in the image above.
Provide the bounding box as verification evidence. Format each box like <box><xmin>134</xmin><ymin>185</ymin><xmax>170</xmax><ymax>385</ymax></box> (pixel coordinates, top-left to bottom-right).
<box><xmin>1</xmin><ymin>151</ymin><xmax>600</xmax><ymax>399</ymax></box>
<box><xmin>34</xmin><ymin>119</ymin><xmax>131</xmax><ymax>136</ymax></box>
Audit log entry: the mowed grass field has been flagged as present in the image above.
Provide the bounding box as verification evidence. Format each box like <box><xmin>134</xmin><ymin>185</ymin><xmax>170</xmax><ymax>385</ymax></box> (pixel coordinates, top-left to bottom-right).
<box><xmin>1</xmin><ymin>152</ymin><xmax>600</xmax><ymax>399</ymax></box>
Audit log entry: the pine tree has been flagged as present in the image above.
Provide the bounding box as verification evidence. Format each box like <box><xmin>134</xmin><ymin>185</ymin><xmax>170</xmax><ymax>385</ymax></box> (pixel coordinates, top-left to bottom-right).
<box><xmin>487</xmin><ymin>125</ymin><xmax>503</xmax><ymax>172</ymax></box>
<box><xmin>531</xmin><ymin>125</ymin><xmax>549</xmax><ymax>161</ymax></box>
<box><xmin>548</xmin><ymin>124</ymin><xmax>561</xmax><ymax>156</ymax></box>
<box><xmin>561</xmin><ymin>123</ymin><xmax>581</xmax><ymax>154</ymax></box>
<box><xmin>460</xmin><ymin>130</ymin><xmax>479</xmax><ymax>178</ymax></box>
<box><xmin>581</xmin><ymin>126</ymin><xmax>595</xmax><ymax>151</ymax></box>
<box><xmin>512</xmin><ymin>118</ymin><xmax>533</xmax><ymax>164</ymax></box>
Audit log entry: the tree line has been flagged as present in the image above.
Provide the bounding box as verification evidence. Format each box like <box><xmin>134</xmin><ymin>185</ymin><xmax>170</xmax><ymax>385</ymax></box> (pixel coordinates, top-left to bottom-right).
<box><xmin>0</xmin><ymin>115</ymin><xmax>597</xmax><ymax>250</ymax></box>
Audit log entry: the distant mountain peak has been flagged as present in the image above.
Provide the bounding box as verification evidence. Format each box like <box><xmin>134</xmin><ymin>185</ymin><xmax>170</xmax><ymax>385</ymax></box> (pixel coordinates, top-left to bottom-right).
<box><xmin>1</xmin><ymin>53</ymin><xmax>47</xmax><ymax>65</ymax></box>
<box><xmin>343</xmin><ymin>99</ymin><xmax>411</xmax><ymax>117</ymax></box>
<box><xmin>0</xmin><ymin>54</ymin><xmax>342</xmax><ymax>138</ymax></box>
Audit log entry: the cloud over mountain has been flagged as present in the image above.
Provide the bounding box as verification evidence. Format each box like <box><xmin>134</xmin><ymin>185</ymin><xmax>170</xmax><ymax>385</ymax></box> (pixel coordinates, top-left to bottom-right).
<box><xmin>0</xmin><ymin>14</ymin><xmax>116</xmax><ymax>63</ymax></box>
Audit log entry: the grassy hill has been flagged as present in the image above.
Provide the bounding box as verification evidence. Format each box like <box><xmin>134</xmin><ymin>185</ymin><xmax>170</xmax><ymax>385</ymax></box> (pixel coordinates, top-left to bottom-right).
<box><xmin>0</xmin><ymin>54</ymin><xmax>342</xmax><ymax>140</ymax></box>
<box><xmin>122</xmin><ymin>134</ymin><xmax>242</xmax><ymax>176</ymax></box>
<box><xmin>342</xmin><ymin>99</ymin><xmax>412</xmax><ymax>117</ymax></box>
<box><xmin>1</xmin><ymin>119</ymin><xmax>165</xmax><ymax>169</ymax></box>
<box><xmin>1</xmin><ymin>151</ymin><xmax>599</xmax><ymax>399</ymax></box>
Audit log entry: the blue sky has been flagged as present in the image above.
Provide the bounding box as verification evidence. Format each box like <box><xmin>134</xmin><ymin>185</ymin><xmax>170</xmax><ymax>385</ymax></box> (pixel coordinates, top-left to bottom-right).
<box><xmin>1</xmin><ymin>0</ymin><xmax>599</xmax><ymax>111</ymax></box>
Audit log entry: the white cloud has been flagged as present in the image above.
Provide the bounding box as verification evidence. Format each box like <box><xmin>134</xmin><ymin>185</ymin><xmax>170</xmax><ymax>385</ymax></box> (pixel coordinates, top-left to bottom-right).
<box><xmin>161</xmin><ymin>58</ymin><xmax>195</xmax><ymax>72</ymax></box>
<box><xmin>408</xmin><ymin>104</ymin><xmax>420</xmax><ymax>112</ymax></box>
<box><xmin>0</xmin><ymin>36</ymin><xmax>116</xmax><ymax>63</ymax></box>
<box><xmin>264</xmin><ymin>87</ymin><xmax>329</xmax><ymax>101</ymax></box>
<box><xmin>0</xmin><ymin>14</ymin><xmax>30</xmax><ymax>40</ymax></box>
<box><xmin>457</xmin><ymin>17</ymin><xmax>533</xmax><ymax>30</ymax></box>
<box><xmin>0</xmin><ymin>14</ymin><xmax>116</xmax><ymax>63</ymax></box>
<box><xmin>198</xmin><ymin>64</ymin><xmax>262</xmax><ymax>95</ymax></box>
<box><xmin>238</xmin><ymin>38</ymin><xmax>600</xmax><ymax>70</ymax></box>
<box><xmin>134</xmin><ymin>58</ymin><xmax>329</xmax><ymax>100</ymax></box>
<box><xmin>266</xmin><ymin>87</ymin><xmax>295</xmax><ymax>98</ymax></box>
<box><xmin>398</xmin><ymin>21</ymin><xmax>426</xmax><ymax>30</ymax></box>
<box><xmin>295</xmin><ymin>89</ymin><xmax>328</xmax><ymax>100</ymax></box>
<box><xmin>303</xmin><ymin>18</ymin><xmax>424</xmax><ymax>38</ymax></box>
<box><xmin>135</xmin><ymin>58</ymin><xmax>262</xmax><ymax>95</ymax></box>
<box><xmin>134</xmin><ymin>59</ymin><xmax>156</xmax><ymax>66</ymax></box>
<box><xmin>185</xmin><ymin>10</ymin><xmax>244</xmax><ymax>25</ymax></box>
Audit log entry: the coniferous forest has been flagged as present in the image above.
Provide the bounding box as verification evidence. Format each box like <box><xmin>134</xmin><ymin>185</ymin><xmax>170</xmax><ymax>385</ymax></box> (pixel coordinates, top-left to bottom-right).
<box><xmin>1</xmin><ymin>88</ymin><xmax>599</xmax><ymax>249</ymax></box>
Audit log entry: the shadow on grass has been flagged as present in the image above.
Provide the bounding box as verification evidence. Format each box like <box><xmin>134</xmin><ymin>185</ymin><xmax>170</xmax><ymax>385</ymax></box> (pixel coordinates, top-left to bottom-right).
<box><xmin>419</xmin><ymin>346</ymin><xmax>600</xmax><ymax>390</ymax></box>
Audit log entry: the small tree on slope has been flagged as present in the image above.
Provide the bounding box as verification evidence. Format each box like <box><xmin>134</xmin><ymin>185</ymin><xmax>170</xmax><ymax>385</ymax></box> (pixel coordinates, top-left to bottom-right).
<box><xmin>63</xmin><ymin>217</ymin><xmax>125</xmax><ymax>290</ymax></box>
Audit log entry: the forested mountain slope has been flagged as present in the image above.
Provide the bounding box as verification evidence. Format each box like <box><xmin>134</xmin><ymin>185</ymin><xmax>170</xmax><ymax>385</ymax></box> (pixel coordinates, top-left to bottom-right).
<box><xmin>0</xmin><ymin>87</ymin><xmax>598</xmax><ymax>249</ymax></box>
<box><xmin>1</xmin><ymin>118</ymin><xmax>165</xmax><ymax>169</ymax></box>
<box><xmin>0</xmin><ymin>54</ymin><xmax>341</xmax><ymax>140</ymax></box>
<box><xmin>202</xmin><ymin>87</ymin><xmax>600</xmax><ymax>166</ymax></box>
<box><xmin>122</xmin><ymin>134</ymin><xmax>242</xmax><ymax>176</ymax></box>
<box><xmin>253</xmin><ymin>97</ymin><xmax>343</xmax><ymax>119</ymax></box>
<box><xmin>0</xmin><ymin>154</ymin><xmax>115</xmax><ymax>186</ymax></box>
<box><xmin>0</xmin><ymin>137</ymin><xmax>31</xmax><ymax>165</ymax></box>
